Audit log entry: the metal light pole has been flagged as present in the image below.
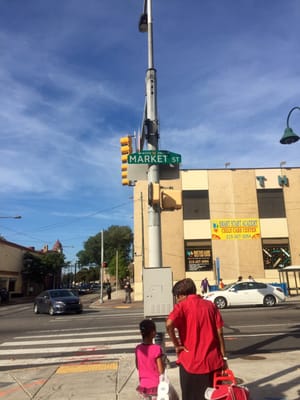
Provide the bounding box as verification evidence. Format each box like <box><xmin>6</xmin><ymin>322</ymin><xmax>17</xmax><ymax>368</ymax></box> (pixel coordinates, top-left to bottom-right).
<box><xmin>115</xmin><ymin>249</ymin><xmax>119</xmax><ymax>294</ymax></box>
<box><xmin>99</xmin><ymin>230</ymin><xmax>104</xmax><ymax>303</ymax></box>
<box><xmin>139</xmin><ymin>0</ymin><xmax>166</xmax><ymax>350</ymax></box>
<box><xmin>139</xmin><ymin>0</ymin><xmax>162</xmax><ymax>269</ymax></box>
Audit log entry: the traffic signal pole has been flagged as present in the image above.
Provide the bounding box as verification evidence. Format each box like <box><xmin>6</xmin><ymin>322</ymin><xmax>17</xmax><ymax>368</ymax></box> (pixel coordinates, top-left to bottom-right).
<box><xmin>99</xmin><ymin>230</ymin><xmax>104</xmax><ymax>303</ymax></box>
<box><xmin>144</xmin><ymin>0</ymin><xmax>162</xmax><ymax>270</ymax></box>
<box><xmin>140</xmin><ymin>0</ymin><xmax>165</xmax><ymax>350</ymax></box>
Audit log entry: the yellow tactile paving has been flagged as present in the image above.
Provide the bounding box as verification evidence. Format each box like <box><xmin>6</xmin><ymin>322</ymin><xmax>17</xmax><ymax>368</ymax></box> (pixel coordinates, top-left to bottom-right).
<box><xmin>56</xmin><ymin>362</ymin><xmax>118</xmax><ymax>374</ymax></box>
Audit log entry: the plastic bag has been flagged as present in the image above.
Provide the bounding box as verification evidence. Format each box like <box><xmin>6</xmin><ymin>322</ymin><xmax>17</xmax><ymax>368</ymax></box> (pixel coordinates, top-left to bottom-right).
<box><xmin>157</xmin><ymin>372</ymin><xmax>179</xmax><ymax>400</ymax></box>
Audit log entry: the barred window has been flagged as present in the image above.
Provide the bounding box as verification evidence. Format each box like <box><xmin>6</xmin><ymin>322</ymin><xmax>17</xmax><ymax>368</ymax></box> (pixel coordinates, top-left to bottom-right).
<box><xmin>183</xmin><ymin>190</ymin><xmax>210</xmax><ymax>220</ymax></box>
<box><xmin>257</xmin><ymin>189</ymin><xmax>286</xmax><ymax>218</ymax></box>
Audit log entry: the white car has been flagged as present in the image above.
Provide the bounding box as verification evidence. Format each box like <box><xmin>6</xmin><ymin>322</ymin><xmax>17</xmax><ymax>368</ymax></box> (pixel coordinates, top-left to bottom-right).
<box><xmin>204</xmin><ymin>281</ymin><xmax>286</xmax><ymax>309</ymax></box>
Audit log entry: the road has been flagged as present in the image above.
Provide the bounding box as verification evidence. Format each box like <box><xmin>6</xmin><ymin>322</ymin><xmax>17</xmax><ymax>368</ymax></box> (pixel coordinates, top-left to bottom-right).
<box><xmin>0</xmin><ymin>295</ymin><xmax>299</xmax><ymax>370</ymax></box>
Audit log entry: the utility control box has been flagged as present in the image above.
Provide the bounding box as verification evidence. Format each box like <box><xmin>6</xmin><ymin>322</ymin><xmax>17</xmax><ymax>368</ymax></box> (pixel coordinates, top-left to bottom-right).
<box><xmin>143</xmin><ymin>267</ymin><xmax>174</xmax><ymax>318</ymax></box>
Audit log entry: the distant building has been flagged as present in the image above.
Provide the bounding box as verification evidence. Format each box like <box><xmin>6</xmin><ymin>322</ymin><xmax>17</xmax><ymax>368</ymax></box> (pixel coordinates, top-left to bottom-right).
<box><xmin>133</xmin><ymin>167</ymin><xmax>300</xmax><ymax>300</ymax></box>
<box><xmin>0</xmin><ymin>239</ymin><xmax>63</xmax><ymax>296</ymax></box>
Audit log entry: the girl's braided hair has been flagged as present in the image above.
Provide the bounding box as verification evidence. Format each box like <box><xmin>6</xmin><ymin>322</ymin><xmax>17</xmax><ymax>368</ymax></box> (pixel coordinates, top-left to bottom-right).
<box><xmin>139</xmin><ymin>319</ymin><xmax>156</xmax><ymax>338</ymax></box>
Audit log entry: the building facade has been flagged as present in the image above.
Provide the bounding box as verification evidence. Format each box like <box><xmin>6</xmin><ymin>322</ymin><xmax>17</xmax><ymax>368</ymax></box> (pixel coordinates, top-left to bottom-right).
<box><xmin>0</xmin><ymin>239</ymin><xmax>34</xmax><ymax>295</ymax></box>
<box><xmin>133</xmin><ymin>167</ymin><xmax>300</xmax><ymax>300</ymax></box>
<box><xmin>0</xmin><ymin>239</ymin><xmax>63</xmax><ymax>297</ymax></box>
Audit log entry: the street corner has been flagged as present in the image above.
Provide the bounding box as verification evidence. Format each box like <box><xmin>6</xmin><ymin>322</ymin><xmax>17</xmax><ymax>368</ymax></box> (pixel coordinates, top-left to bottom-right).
<box><xmin>117</xmin><ymin>354</ymin><xmax>137</xmax><ymax>397</ymax></box>
<box><xmin>0</xmin><ymin>366</ymin><xmax>56</xmax><ymax>400</ymax></box>
<box><xmin>35</xmin><ymin>361</ymin><xmax>120</xmax><ymax>400</ymax></box>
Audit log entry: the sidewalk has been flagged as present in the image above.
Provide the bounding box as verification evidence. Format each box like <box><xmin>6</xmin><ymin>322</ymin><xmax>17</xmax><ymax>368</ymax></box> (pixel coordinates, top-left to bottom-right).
<box><xmin>0</xmin><ymin>292</ymin><xmax>299</xmax><ymax>399</ymax></box>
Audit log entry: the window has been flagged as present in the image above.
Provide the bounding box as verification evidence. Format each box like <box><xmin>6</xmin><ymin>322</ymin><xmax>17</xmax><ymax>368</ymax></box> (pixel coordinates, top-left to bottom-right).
<box><xmin>257</xmin><ymin>189</ymin><xmax>286</xmax><ymax>218</ymax></box>
<box><xmin>185</xmin><ymin>240</ymin><xmax>212</xmax><ymax>271</ymax></box>
<box><xmin>183</xmin><ymin>190</ymin><xmax>210</xmax><ymax>220</ymax></box>
<box><xmin>234</xmin><ymin>283</ymin><xmax>249</xmax><ymax>291</ymax></box>
<box><xmin>249</xmin><ymin>282</ymin><xmax>267</xmax><ymax>290</ymax></box>
<box><xmin>8</xmin><ymin>279</ymin><xmax>16</xmax><ymax>292</ymax></box>
<box><xmin>262</xmin><ymin>238</ymin><xmax>290</xmax><ymax>269</ymax></box>
<box><xmin>234</xmin><ymin>282</ymin><xmax>267</xmax><ymax>290</ymax></box>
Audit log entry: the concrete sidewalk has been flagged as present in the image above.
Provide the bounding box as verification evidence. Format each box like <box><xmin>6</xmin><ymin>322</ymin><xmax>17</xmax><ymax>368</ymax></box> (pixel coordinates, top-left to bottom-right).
<box><xmin>1</xmin><ymin>349</ymin><xmax>299</xmax><ymax>399</ymax></box>
<box><xmin>0</xmin><ymin>293</ymin><xmax>299</xmax><ymax>400</ymax></box>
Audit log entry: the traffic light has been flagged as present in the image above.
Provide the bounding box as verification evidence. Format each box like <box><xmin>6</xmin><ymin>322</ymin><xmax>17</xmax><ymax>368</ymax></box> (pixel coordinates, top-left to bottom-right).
<box><xmin>161</xmin><ymin>189</ymin><xmax>182</xmax><ymax>210</ymax></box>
<box><xmin>148</xmin><ymin>182</ymin><xmax>160</xmax><ymax>206</ymax></box>
<box><xmin>120</xmin><ymin>136</ymin><xmax>132</xmax><ymax>185</ymax></box>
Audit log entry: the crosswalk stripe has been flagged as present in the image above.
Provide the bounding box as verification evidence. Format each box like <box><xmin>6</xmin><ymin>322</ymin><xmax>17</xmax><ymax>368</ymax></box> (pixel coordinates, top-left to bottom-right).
<box><xmin>14</xmin><ymin>328</ymin><xmax>138</xmax><ymax>340</ymax></box>
<box><xmin>0</xmin><ymin>334</ymin><xmax>139</xmax><ymax>347</ymax></box>
<box><xmin>0</xmin><ymin>342</ymin><xmax>137</xmax><ymax>355</ymax></box>
<box><xmin>0</xmin><ymin>328</ymin><xmax>173</xmax><ymax>369</ymax></box>
<box><xmin>0</xmin><ymin>353</ymin><xmax>133</xmax><ymax>368</ymax></box>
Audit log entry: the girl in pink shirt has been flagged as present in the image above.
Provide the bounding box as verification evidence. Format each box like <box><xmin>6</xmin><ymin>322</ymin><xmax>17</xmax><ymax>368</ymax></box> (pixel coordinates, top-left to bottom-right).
<box><xmin>135</xmin><ymin>319</ymin><xmax>165</xmax><ymax>399</ymax></box>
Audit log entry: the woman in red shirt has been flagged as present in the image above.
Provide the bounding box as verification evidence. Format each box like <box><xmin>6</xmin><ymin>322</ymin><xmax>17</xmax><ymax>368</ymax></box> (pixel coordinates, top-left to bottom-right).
<box><xmin>166</xmin><ymin>278</ymin><xmax>227</xmax><ymax>400</ymax></box>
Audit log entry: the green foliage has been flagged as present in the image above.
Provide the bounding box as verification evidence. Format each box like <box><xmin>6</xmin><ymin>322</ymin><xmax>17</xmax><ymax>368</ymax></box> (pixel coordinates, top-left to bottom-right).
<box><xmin>23</xmin><ymin>251</ymin><xmax>66</xmax><ymax>286</ymax></box>
<box><xmin>108</xmin><ymin>251</ymin><xmax>130</xmax><ymax>280</ymax></box>
<box><xmin>77</xmin><ymin>225</ymin><xmax>133</xmax><ymax>280</ymax></box>
<box><xmin>41</xmin><ymin>252</ymin><xmax>65</xmax><ymax>272</ymax></box>
<box><xmin>76</xmin><ymin>267</ymin><xmax>90</xmax><ymax>283</ymax></box>
<box><xmin>23</xmin><ymin>252</ymin><xmax>45</xmax><ymax>284</ymax></box>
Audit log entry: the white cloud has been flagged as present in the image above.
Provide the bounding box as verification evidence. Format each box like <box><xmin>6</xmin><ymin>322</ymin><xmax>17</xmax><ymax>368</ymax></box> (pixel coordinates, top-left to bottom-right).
<box><xmin>1</xmin><ymin>0</ymin><xmax>300</xmax><ymax>259</ymax></box>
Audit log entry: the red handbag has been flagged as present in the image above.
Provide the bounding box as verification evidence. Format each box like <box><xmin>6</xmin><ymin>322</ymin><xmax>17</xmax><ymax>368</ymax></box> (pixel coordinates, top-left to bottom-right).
<box><xmin>205</xmin><ymin>369</ymin><xmax>250</xmax><ymax>400</ymax></box>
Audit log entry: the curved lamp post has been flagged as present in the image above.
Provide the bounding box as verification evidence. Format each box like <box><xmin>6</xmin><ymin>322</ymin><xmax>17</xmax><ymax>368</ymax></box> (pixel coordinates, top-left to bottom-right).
<box><xmin>280</xmin><ymin>106</ymin><xmax>300</xmax><ymax>144</ymax></box>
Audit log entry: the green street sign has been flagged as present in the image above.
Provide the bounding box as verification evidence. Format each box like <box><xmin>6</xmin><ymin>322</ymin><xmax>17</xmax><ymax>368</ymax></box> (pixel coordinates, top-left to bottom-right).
<box><xmin>128</xmin><ymin>150</ymin><xmax>182</xmax><ymax>165</ymax></box>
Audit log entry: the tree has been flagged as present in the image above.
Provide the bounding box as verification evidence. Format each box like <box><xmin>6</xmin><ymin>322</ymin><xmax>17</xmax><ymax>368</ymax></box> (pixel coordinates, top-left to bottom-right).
<box><xmin>23</xmin><ymin>252</ymin><xmax>45</xmax><ymax>285</ymax></box>
<box><xmin>23</xmin><ymin>251</ymin><xmax>66</xmax><ymax>289</ymax></box>
<box><xmin>77</xmin><ymin>225</ymin><xmax>133</xmax><ymax>280</ymax></box>
<box><xmin>41</xmin><ymin>252</ymin><xmax>66</xmax><ymax>288</ymax></box>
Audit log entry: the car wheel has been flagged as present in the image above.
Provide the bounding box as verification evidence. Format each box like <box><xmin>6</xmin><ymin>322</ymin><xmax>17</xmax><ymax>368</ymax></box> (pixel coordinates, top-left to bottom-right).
<box><xmin>49</xmin><ymin>305</ymin><xmax>55</xmax><ymax>316</ymax></box>
<box><xmin>214</xmin><ymin>296</ymin><xmax>227</xmax><ymax>309</ymax></box>
<box><xmin>76</xmin><ymin>309</ymin><xmax>83</xmax><ymax>314</ymax></box>
<box><xmin>264</xmin><ymin>294</ymin><xmax>276</xmax><ymax>307</ymax></box>
<box><xmin>33</xmin><ymin>304</ymin><xmax>40</xmax><ymax>314</ymax></box>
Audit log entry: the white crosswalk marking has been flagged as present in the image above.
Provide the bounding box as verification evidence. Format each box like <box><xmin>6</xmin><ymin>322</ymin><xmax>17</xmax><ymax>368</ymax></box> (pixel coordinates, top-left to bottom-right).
<box><xmin>0</xmin><ymin>328</ymin><xmax>142</xmax><ymax>369</ymax></box>
<box><xmin>0</xmin><ymin>333</ymin><xmax>138</xmax><ymax>347</ymax></box>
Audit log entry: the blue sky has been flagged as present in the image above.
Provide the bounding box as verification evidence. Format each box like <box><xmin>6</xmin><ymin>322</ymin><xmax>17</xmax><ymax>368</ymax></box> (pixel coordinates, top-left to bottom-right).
<box><xmin>1</xmin><ymin>0</ymin><xmax>300</xmax><ymax>263</ymax></box>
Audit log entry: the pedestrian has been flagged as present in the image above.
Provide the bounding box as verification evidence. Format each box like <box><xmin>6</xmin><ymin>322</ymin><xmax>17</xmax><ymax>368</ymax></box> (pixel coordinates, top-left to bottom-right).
<box><xmin>248</xmin><ymin>275</ymin><xmax>255</xmax><ymax>281</ymax></box>
<box><xmin>135</xmin><ymin>319</ymin><xmax>165</xmax><ymax>399</ymax></box>
<box><xmin>219</xmin><ymin>279</ymin><xmax>225</xmax><ymax>289</ymax></box>
<box><xmin>166</xmin><ymin>278</ymin><xmax>227</xmax><ymax>400</ymax></box>
<box><xmin>237</xmin><ymin>276</ymin><xmax>243</xmax><ymax>282</ymax></box>
<box><xmin>200</xmin><ymin>277</ymin><xmax>209</xmax><ymax>294</ymax></box>
<box><xmin>106</xmin><ymin>280</ymin><xmax>112</xmax><ymax>300</ymax></box>
<box><xmin>123</xmin><ymin>276</ymin><xmax>132</xmax><ymax>303</ymax></box>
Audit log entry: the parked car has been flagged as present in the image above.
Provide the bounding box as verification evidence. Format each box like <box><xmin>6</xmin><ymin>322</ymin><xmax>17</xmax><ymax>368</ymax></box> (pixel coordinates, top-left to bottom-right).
<box><xmin>77</xmin><ymin>283</ymin><xmax>91</xmax><ymax>295</ymax></box>
<box><xmin>33</xmin><ymin>289</ymin><xmax>82</xmax><ymax>315</ymax></box>
<box><xmin>203</xmin><ymin>281</ymin><xmax>286</xmax><ymax>309</ymax></box>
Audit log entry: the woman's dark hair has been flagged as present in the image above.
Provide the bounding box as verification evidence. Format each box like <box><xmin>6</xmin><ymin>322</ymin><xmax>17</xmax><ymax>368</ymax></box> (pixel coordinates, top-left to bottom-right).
<box><xmin>172</xmin><ymin>278</ymin><xmax>197</xmax><ymax>297</ymax></box>
<box><xmin>139</xmin><ymin>319</ymin><xmax>156</xmax><ymax>338</ymax></box>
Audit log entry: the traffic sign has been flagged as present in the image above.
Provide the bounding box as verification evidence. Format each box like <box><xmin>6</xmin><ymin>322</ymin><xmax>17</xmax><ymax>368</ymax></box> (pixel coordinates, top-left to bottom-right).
<box><xmin>128</xmin><ymin>150</ymin><xmax>181</xmax><ymax>165</ymax></box>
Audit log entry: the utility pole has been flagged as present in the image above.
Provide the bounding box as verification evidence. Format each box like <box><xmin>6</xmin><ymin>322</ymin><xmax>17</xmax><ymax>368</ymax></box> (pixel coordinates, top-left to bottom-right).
<box><xmin>99</xmin><ymin>230</ymin><xmax>104</xmax><ymax>303</ymax></box>
<box><xmin>115</xmin><ymin>249</ymin><xmax>119</xmax><ymax>294</ymax></box>
<box><xmin>140</xmin><ymin>0</ymin><xmax>162</xmax><ymax>269</ymax></box>
<box><xmin>139</xmin><ymin>0</ymin><xmax>169</xmax><ymax>349</ymax></box>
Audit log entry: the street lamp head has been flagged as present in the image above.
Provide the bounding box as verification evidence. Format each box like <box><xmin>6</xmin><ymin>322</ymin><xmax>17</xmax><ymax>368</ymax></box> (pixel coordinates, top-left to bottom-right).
<box><xmin>280</xmin><ymin>127</ymin><xmax>300</xmax><ymax>145</ymax></box>
<box><xmin>139</xmin><ymin>13</ymin><xmax>148</xmax><ymax>32</ymax></box>
<box><xmin>280</xmin><ymin>106</ymin><xmax>300</xmax><ymax>145</ymax></box>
